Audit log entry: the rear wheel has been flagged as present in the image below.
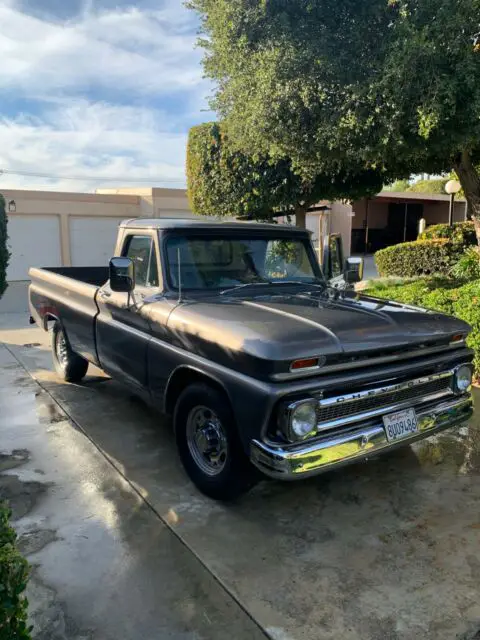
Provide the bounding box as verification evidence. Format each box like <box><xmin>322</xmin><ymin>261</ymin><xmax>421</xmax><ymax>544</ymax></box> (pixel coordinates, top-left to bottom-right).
<box><xmin>51</xmin><ymin>322</ymin><xmax>89</xmax><ymax>383</ymax></box>
<box><xmin>174</xmin><ymin>383</ymin><xmax>259</xmax><ymax>500</ymax></box>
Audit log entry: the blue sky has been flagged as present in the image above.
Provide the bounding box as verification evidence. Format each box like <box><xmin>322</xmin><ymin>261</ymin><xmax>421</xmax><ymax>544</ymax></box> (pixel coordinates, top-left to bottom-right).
<box><xmin>0</xmin><ymin>0</ymin><xmax>213</xmax><ymax>191</ymax></box>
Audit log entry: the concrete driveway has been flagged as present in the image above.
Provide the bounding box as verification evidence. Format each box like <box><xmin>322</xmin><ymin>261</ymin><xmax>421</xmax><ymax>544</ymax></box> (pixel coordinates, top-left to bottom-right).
<box><xmin>2</xmin><ymin>310</ymin><xmax>480</xmax><ymax>640</ymax></box>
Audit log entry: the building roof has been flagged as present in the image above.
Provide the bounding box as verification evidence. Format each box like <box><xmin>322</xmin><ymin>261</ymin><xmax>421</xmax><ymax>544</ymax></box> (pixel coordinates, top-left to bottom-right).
<box><xmin>120</xmin><ymin>218</ymin><xmax>310</xmax><ymax>233</ymax></box>
<box><xmin>377</xmin><ymin>191</ymin><xmax>466</xmax><ymax>203</ymax></box>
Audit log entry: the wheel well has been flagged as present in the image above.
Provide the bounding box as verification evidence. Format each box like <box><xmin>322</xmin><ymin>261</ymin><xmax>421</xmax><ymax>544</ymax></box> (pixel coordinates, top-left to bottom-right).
<box><xmin>165</xmin><ymin>368</ymin><xmax>230</xmax><ymax>416</ymax></box>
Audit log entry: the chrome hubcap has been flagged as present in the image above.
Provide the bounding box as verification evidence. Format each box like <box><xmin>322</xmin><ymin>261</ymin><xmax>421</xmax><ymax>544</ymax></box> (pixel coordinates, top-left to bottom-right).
<box><xmin>56</xmin><ymin>332</ymin><xmax>68</xmax><ymax>367</ymax></box>
<box><xmin>186</xmin><ymin>406</ymin><xmax>228</xmax><ymax>476</ymax></box>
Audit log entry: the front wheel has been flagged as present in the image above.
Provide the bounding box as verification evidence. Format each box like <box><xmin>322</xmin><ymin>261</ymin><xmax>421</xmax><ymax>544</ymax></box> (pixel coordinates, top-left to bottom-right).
<box><xmin>51</xmin><ymin>322</ymin><xmax>89</xmax><ymax>383</ymax></box>
<box><xmin>174</xmin><ymin>384</ymin><xmax>259</xmax><ymax>500</ymax></box>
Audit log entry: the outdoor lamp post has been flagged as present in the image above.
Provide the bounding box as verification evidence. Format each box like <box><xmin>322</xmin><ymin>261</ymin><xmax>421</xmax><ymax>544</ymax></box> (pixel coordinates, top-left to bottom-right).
<box><xmin>445</xmin><ymin>179</ymin><xmax>461</xmax><ymax>226</ymax></box>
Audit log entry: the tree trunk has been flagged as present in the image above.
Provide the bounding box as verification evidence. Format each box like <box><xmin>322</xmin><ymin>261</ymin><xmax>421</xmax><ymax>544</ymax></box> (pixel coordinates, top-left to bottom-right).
<box><xmin>294</xmin><ymin>205</ymin><xmax>307</xmax><ymax>229</ymax></box>
<box><xmin>454</xmin><ymin>151</ymin><xmax>480</xmax><ymax>244</ymax></box>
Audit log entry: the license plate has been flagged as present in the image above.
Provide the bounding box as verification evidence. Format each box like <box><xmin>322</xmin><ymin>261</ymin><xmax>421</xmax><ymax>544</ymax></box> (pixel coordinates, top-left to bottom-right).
<box><xmin>382</xmin><ymin>408</ymin><xmax>418</xmax><ymax>443</ymax></box>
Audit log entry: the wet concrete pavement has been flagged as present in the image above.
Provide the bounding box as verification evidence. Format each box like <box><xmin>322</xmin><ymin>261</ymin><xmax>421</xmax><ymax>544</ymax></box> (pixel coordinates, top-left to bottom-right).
<box><xmin>2</xmin><ymin>313</ymin><xmax>480</xmax><ymax>639</ymax></box>
<box><xmin>0</xmin><ymin>320</ymin><xmax>265</xmax><ymax>640</ymax></box>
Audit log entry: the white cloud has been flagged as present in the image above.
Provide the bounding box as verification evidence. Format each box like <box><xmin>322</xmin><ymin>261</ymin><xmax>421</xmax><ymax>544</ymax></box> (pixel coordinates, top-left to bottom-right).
<box><xmin>0</xmin><ymin>0</ymin><xmax>214</xmax><ymax>192</ymax></box>
<box><xmin>0</xmin><ymin>2</ymin><xmax>206</xmax><ymax>96</ymax></box>
<box><xmin>0</xmin><ymin>100</ymin><xmax>188</xmax><ymax>192</ymax></box>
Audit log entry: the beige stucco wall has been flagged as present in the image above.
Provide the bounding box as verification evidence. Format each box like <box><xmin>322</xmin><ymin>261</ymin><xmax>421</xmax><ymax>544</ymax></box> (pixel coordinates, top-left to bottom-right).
<box><xmin>329</xmin><ymin>202</ymin><xmax>353</xmax><ymax>256</ymax></box>
<box><xmin>305</xmin><ymin>202</ymin><xmax>353</xmax><ymax>262</ymax></box>
<box><xmin>96</xmin><ymin>187</ymin><xmax>193</xmax><ymax>218</ymax></box>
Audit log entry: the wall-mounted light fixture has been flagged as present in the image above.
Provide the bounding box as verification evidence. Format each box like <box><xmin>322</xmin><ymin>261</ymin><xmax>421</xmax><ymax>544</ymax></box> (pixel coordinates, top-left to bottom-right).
<box><xmin>8</xmin><ymin>200</ymin><xmax>16</xmax><ymax>213</ymax></box>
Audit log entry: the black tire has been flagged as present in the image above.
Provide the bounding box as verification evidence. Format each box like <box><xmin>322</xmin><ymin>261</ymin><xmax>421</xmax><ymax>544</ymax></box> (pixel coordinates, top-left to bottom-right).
<box><xmin>51</xmin><ymin>322</ymin><xmax>89</xmax><ymax>383</ymax></box>
<box><xmin>174</xmin><ymin>383</ymin><xmax>259</xmax><ymax>501</ymax></box>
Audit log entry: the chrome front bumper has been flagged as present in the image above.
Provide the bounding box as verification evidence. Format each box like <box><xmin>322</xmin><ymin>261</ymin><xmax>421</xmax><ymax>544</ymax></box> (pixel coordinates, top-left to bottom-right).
<box><xmin>250</xmin><ymin>395</ymin><xmax>473</xmax><ymax>480</ymax></box>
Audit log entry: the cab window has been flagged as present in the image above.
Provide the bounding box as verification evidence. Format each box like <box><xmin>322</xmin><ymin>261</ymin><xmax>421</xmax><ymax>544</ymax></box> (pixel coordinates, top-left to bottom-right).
<box><xmin>123</xmin><ymin>235</ymin><xmax>159</xmax><ymax>288</ymax></box>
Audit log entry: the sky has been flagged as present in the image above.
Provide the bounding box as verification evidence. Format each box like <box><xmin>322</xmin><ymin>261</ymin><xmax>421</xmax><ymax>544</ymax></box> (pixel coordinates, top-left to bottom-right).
<box><xmin>0</xmin><ymin>0</ymin><xmax>213</xmax><ymax>192</ymax></box>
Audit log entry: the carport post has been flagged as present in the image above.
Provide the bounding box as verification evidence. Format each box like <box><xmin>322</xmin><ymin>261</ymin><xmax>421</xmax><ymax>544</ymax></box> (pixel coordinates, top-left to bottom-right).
<box><xmin>364</xmin><ymin>198</ymin><xmax>370</xmax><ymax>255</ymax></box>
<box><xmin>403</xmin><ymin>202</ymin><xmax>408</xmax><ymax>242</ymax></box>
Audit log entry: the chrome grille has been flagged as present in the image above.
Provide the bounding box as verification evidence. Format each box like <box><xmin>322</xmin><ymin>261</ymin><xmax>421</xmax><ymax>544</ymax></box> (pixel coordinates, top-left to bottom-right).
<box><xmin>317</xmin><ymin>376</ymin><xmax>452</xmax><ymax>425</ymax></box>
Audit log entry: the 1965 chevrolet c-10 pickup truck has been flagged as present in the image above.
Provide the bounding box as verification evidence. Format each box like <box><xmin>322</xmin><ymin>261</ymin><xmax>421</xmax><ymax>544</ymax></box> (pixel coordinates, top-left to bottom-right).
<box><xmin>29</xmin><ymin>219</ymin><xmax>474</xmax><ymax>500</ymax></box>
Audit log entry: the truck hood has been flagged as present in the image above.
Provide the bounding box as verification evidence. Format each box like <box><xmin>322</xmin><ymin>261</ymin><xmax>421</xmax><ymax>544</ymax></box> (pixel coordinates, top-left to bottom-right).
<box><xmin>164</xmin><ymin>289</ymin><xmax>470</xmax><ymax>365</ymax></box>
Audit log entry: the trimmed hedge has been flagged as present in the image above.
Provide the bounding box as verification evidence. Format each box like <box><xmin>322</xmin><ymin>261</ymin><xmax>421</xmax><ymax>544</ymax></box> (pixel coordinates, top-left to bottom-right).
<box><xmin>0</xmin><ymin>195</ymin><xmax>10</xmax><ymax>299</ymax></box>
<box><xmin>366</xmin><ymin>277</ymin><xmax>480</xmax><ymax>375</ymax></box>
<box><xmin>0</xmin><ymin>503</ymin><xmax>31</xmax><ymax>639</ymax></box>
<box><xmin>419</xmin><ymin>222</ymin><xmax>477</xmax><ymax>246</ymax></box>
<box><xmin>375</xmin><ymin>239</ymin><xmax>463</xmax><ymax>278</ymax></box>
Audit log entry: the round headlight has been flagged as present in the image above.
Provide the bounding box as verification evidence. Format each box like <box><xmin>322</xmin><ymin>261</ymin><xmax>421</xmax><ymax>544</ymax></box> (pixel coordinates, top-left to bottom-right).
<box><xmin>454</xmin><ymin>364</ymin><xmax>473</xmax><ymax>394</ymax></box>
<box><xmin>291</xmin><ymin>402</ymin><xmax>317</xmax><ymax>439</ymax></box>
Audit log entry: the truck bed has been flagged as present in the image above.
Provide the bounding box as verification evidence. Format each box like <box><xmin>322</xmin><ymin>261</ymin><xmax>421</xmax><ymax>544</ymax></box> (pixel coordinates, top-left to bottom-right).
<box><xmin>29</xmin><ymin>265</ymin><xmax>110</xmax><ymax>366</ymax></box>
<box><xmin>38</xmin><ymin>266</ymin><xmax>109</xmax><ymax>287</ymax></box>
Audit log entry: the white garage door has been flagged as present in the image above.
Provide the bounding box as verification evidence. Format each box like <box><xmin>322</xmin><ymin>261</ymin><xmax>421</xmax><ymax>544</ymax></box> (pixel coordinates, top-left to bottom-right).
<box><xmin>70</xmin><ymin>217</ymin><xmax>127</xmax><ymax>267</ymax></box>
<box><xmin>7</xmin><ymin>215</ymin><xmax>62</xmax><ymax>281</ymax></box>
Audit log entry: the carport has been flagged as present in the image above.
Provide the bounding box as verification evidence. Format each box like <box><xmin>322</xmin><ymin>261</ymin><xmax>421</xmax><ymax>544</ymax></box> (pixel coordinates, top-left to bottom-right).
<box><xmin>351</xmin><ymin>192</ymin><xmax>468</xmax><ymax>254</ymax></box>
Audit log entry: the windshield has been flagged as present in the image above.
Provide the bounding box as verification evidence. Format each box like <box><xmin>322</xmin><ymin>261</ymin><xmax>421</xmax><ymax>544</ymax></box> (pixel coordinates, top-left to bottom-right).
<box><xmin>165</xmin><ymin>234</ymin><xmax>321</xmax><ymax>291</ymax></box>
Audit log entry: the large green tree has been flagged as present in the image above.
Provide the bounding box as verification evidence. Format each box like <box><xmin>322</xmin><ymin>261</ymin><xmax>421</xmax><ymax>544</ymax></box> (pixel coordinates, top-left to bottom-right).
<box><xmin>188</xmin><ymin>0</ymin><xmax>480</xmax><ymax>237</ymax></box>
<box><xmin>187</xmin><ymin>122</ymin><xmax>385</xmax><ymax>226</ymax></box>
<box><xmin>0</xmin><ymin>195</ymin><xmax>9</xmax><ymax>299</ymax></box>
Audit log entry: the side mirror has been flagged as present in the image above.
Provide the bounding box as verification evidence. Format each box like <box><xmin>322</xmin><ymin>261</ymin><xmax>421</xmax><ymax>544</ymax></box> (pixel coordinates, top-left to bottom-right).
<box><xmin>109</xmin><ymin>257</ymin><xmax>135</xmax><ymax>293</ymax></box>
<box><xmin>323</xmin><ymin>233</ymin><xmax>345</xmax><ymax>280</ymax></box>
<box><xmin>344</xmin><ymin>257</ymin><xmax>364</xmax><ymax>285</ymax></box>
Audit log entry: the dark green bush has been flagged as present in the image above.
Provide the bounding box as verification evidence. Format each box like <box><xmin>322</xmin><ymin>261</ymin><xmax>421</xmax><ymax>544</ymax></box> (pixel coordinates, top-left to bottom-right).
<box><xmin>0</xmin><ymin>195</ymin><xmax>10</xmax><ymax>299</ymax></box>
<box><xmin>375</xmin><ymin>239</ymin><xmax>463</xmax><ymax>278</ymax></box>
<box><xmin>0</xmin><ymin>503</ymin><xmax>32</xmax><ymax>639</ymax></box>
<box><xmin>419</xmin><ymin>221</ymin><xmax>476</xmax><ymax>246</ymax></box>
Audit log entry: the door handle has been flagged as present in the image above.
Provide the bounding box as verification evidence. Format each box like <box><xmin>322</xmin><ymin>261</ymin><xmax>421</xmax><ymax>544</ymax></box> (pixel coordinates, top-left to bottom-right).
<box><xmin>99</xmin><ymin>291</ymin><xmax>112</xmax><ymax>299</ymax></box>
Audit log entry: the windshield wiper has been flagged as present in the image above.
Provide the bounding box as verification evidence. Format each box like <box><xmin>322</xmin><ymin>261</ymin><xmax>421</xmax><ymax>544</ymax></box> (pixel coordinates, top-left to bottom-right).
<box><xmin>220</xmin><ymin>280</ymin><xmax>326</xmax><ymax>296</ymax></box>
<box><xmin>220</xmin><ymin>282</ymin><xmax>271</xmax><ymax>296</ymax></box>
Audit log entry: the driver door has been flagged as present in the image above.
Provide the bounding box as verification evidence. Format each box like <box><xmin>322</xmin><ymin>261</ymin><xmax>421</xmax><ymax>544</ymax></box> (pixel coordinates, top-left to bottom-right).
<box><xmin>96</xmin><ymin>232</ymin><xmax>160</xmax><ymax>391</ymax></box>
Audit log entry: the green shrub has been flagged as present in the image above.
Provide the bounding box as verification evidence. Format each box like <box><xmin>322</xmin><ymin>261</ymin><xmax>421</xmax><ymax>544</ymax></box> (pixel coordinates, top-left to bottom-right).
<box><xmin>0</xmin><ymin>503</ymin><xmax>32</xmax><ymax>639</ymax></box>
<box><xmin>452</xmin><ymin>281</ymin><xmax>480</xmax><ymax>375</ymax></box>
<box><xmin>366</xmin><ymin>276</ymin><xmax>480</xmax><ymax>377</ymax></box>
<box><xmin>419</xmin><ymin>222</ymin><xmax>476</xmax><ymax>246</ymax></box>
<box><xmin>366</xmin><ymin>276</ymin><xmax>459</xmax><ymax>307</ymax></box>
<box><xmin>0</xmin><ymin>195</ymin><xmax>10</xmax><ymax>299</ymax></box>
<box><xmin>451</xmin><ymin>247</ymin><xmax>480</xmax><ymax>281</ymax></box>
<box><xmin>375</xmin><ymin>239</ymin><xmax>463</xmax><ymax>278</ymax></box>
<box><xmin>422</xmin><ymin>288</ymin><xmax>457</xmax><ymax>315</ymax></box>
